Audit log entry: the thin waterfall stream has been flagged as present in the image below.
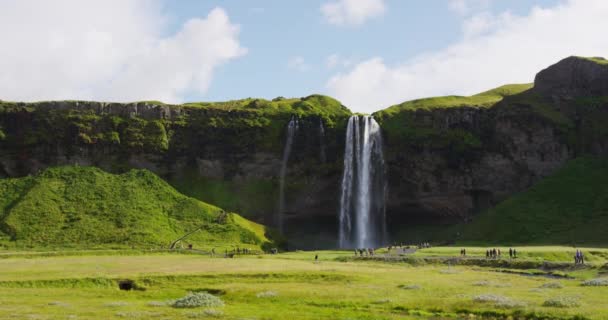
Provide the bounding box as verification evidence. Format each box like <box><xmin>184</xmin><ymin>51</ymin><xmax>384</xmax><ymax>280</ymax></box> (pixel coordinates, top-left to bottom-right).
<box><xmin>277</xmin><ymin>116</ymin><xmax>298</xmax><ymax>233</ymax></box>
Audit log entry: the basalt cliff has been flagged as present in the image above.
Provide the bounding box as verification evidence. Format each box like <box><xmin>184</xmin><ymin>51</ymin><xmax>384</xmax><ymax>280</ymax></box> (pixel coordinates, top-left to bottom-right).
<box><xmin>1</xmin><ymin>56</ymin><xmax>607</xmax><ymax>247</ymax></box>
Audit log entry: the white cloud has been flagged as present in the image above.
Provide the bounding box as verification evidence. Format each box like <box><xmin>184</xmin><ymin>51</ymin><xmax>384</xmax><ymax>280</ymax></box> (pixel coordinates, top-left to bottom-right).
<box><xmin>287</xmin><ymin>56</ymin><xmax>310</xmax><ymax>72</ymax></box>
<box><xmin>0</xmin><ymin>0</ymin><xmax>246</xmax><ymax>103</ymax></box>
<box><xmin>326</xmin><ymin>53</ymin><xmax>354</xmax><ymax>69</ymax></box>
<box><xmin>321</xmin><ymin>0</ymin><xmax>386</xmax><ymax>26</ymax></box>
<box><xmin>327</xmin><ymin>0</ymin><xmax>608</xmax><ymax>113</ymax></box>
<box><xmin>449</xmin><ymin>0</ymin><xmax>491</xmax><ymax>16</ymax></box>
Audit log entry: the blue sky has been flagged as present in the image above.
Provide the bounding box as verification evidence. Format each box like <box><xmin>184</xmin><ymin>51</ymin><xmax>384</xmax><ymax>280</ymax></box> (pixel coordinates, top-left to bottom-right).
<box><xmin>1</xmin><ymin>0</ymin><xmax>606</xmax><ymax>112</ymax></box>
<box><xmin>164</xmin><ymin>0</ymin><xmax>558</xmax><ymax>102</ymax></box>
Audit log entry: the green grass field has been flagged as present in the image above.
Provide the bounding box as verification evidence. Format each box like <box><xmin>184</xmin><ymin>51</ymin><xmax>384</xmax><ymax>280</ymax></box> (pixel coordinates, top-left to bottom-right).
<box><xmin>0</xmin><ymin>247</ymin><xmax>606</xmax><ymax>319</ymax></box>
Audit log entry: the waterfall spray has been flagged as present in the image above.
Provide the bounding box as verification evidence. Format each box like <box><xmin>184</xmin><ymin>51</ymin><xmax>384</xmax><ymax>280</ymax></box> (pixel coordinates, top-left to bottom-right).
<box><xmin>338</xmin><ymin>115</ymin><xmax>387</xmax><ymax>248</ymax></box>
<box><xmin>277</xmin><ymin>116</ymin><xmax>298</xmax><ymax>233</ymax></box>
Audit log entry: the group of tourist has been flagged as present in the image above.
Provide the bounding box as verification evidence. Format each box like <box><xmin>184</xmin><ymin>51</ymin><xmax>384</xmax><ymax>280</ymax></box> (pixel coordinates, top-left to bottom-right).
<box><xmin>574</xmin><ymin>249</ymin><xmax>585</xmax><ymax>264</ymax></box>
<box><xmin>485</xmin><ymin>248</ymin><xmax>501</xmax><ymax>258</ymax></box>
<box><xmin>354</xmin><ymin>248</ymin><xmax>376</xmax><ymax>257</ymax></box>
<box><xmin>418</xmin><ymin>242</ymin><xmax>431</xmax><ymax>249</ymax></box>
<box><xmin>481</xmin><ymin>248</ymin><xmax>518</xmax><ymax>259</ymax></box>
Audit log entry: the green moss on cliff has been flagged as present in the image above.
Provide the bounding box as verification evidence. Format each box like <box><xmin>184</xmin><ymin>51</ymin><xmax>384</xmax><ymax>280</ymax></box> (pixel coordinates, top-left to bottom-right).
<box><xmin>0</xmin><ymin>94</ymin><xmax>351</xmax><ymax>156</ymax></box>
<box><xmin>459</xmin><ymin>157</ymin><xmax>608</xmax><ymax>245</ymax></box>
<box><xmin>0</xmin><ymin>166</ymin><xmax>273</xmax><ymax>249</ymax></box>
<box><xmin>184</xmin><ymin>94</ymin><xmax>350</xmax><ymax>124</ymax></box>
<box><xmin>377</xmin><ymin>83</ymin><xmax>532</xmax><ymax>114</ymax></box>
<box><xmin>578</xmin><ymin>56</ymin><xmax>608</xmax><ymax>65</ymax></box>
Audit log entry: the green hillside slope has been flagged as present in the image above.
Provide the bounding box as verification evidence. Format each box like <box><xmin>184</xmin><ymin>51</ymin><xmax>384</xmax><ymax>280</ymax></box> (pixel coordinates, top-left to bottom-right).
<box><xmin>459</xmin><ymin>157</ymin><xmax>608</xmax><ymax>245</ymax></box>
<box><xmin>0</xmin><ymin>166</ymin><xmax>274</xmax><ymax>249</ymax></box>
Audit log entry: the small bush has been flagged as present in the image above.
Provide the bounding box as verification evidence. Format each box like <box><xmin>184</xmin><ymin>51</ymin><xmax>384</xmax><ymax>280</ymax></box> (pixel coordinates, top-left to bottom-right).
<box><xmin>473</xmin><ymin>294</ymin><xmax>510</xmax><ymax>303</ymax></box>
<box><xmin>581</xmin><ymin>278</ymin><xmax>608</xmax><ymax>286</ymax></box>
<box><xmin>104</xmin><ymin>301</ymin><xmax>129</xmax><ymax>307</ymax></box>
<box><xmin>172</xmin><ymin>292</ymin><xmax>224</xmax><ymax>308</ymax></box>
<box><xmin>542</xmin><ymin>296</ymin><xmax>580</xmax><ymax>308</ymax></box>
<box><xmin>495</xmin><ymin>299</ymin><xmax>526</xmax><ymax>309</ymax></box>
<box><xmin>397</xmin><ymin>284</ymin><xmax>421</xmax><ymax>290</ymax></box>
<box><xmin>473</xmin><ymin>280</ymin><xmax>511</xmax><ymax>288</ymax></box>
<box><xmin>473</xmin><ymin>280</ymin><xmax>491</xmax><ymax>287</ymax></box>
<box><xmin>256</xmin><ymin>291</ymin><xmax>278</xmax><ymax>298</ymax></box>
<box><xmin>541</xmin><ymin>282</ymin><xmax>564</xmax><ymax>289</ymax></box>
<box><xmin>473</xmin><ymin>294</ymin><xmax>525</xmax><ymax>309</ymax></box>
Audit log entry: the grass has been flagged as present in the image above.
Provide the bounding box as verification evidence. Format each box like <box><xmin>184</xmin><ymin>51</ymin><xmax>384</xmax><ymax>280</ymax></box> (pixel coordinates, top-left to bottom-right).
<box><xmin>458</xmin><ymin>157</ymin><xmax>608</xmax><ymax>245</ymax></box>
<box><xmin>0</xmin><ymin>248</ymin><xmax>607</xmax><ymax>319</ymax></box>
<box><xmin>578</xmin><ymin>56</ymin><xmax>608</xmax><ymax>65</ymax></box>
<box><xmin>0</xmin><ymin>166</ymin><xmax>273</xmax><ymax>250</ymax></box>
<box><xmin>375</xmin><ymin>83</ymin><xmax>533</xmax><ymax>114</ymax></box>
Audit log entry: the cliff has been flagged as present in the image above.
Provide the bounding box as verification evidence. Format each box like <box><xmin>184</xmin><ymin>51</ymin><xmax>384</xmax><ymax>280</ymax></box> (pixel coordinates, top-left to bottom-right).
<box><xmin>374</xmin><ymin>56</ymin><xmax>608</xmax><ymax>242</ymax></box>
<box><xmin>0</xmin><ymin>95</ymin><xmax>351</xmax><ymax>248</ymax></box>
<box><xmin>1</xmin><ymin>56</ymin><xmax>607</xmax><ymax>247</ymax></box>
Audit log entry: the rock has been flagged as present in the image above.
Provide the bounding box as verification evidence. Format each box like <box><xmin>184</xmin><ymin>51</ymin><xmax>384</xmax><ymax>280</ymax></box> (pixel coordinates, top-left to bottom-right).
<box><xmin>534</xmin><ymin>56</ymin><xmax>608</xmax><ymax>99</ymax></box>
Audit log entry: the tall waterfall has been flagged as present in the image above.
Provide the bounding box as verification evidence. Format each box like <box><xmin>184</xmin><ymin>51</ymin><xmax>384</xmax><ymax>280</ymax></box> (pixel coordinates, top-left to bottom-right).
<box><xmin>338</xmin><ymin>115</ymin><xmax>387</xmax><ymax>248</ymax></box>
<box><xmin>277</xmin><ymin>116</ymin><xmax>298</xmax><ymax>233</ymax></box>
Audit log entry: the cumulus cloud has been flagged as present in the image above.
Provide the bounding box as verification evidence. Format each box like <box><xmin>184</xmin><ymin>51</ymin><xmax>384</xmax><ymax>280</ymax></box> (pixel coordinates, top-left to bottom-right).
<box><xmin>0</xmin><ymin>0</ymin><xmax>246</xmax><ymax>103</ymax></box>
<box><xmin>448</xmin><ymin>0</ymin><xmax>491</xmax><ymax>16</ymax></box>
<box><xmin>287</xmin><ymin>56</ymin><xmax>310</xmax><ymax>72</ymax></box>
<box><xmin>327</xmin><ymin>0</ymin><xmax>608</xmax><ymax>113</ymax></box>
<box><xmin>321</xmin><ymin>0</ymin><xmax>386</xmax><ymax>26</ymax></box>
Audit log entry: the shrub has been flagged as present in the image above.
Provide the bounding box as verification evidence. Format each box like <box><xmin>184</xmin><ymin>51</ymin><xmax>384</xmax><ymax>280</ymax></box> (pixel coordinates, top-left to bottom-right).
<box><xmin>581</xmin><ymin>278</ymin><xmax>608</xmax><ymax>286</ymax></box>
<box><xmin>171</xmin><ymin>292</ymin><xmax>224</xmax><ymax>308</ymax></box>
<box><xmin>256</xmin><ymin>291</ymin><xmax>278</xmax><ymax>298</ymax></box>
<box><xmin>397</xmin><ymin>284</ymin><xmax>421</xmax><ymax>290</ymax></box>
<box><xmin>541</xmin><ymin>282</ymin><xmax>564</xmax><ymax>289</ymax></box>
<box><xmin>473</xmin><ymin>294</ymin><xmax>525</xmax><ymax>309</ymax></box>
<box><xmin>542</xmin><ymin>296</ymin><xmax>580</xmax><ymax>308</ymax></box>
<box><xmin>103</xmin><ymin>301</ymin><xmax>129</xmax><ymax>307</ymax></box>
<box><xmin>473</xmin><ymin>294</ymin><xmax>510</xmax><ymax>304</ymax></box>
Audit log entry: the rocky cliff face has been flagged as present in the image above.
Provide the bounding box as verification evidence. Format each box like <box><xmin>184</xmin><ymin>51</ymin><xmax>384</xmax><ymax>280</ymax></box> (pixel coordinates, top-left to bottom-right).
<box><xmin>375</xmin><ymin>56</ymin><xmax>608</xmax><ymax>239</ymax></box>
<box><xmin>1</xmin><ymin>57</ymin><xmax>607</xmax><ymax>247</ymax></box>
<box><xmin>0</xmin><ymin>96</ymin><xmax>350</xmax><ymax>248</ymax></box>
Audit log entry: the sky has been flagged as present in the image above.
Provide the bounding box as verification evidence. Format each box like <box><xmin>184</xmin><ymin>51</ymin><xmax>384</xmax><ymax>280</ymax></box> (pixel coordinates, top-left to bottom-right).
<box><xmin>0</xmin><ymin>0</ymin><xmax>607</xmax><ymax>113</ymax></box>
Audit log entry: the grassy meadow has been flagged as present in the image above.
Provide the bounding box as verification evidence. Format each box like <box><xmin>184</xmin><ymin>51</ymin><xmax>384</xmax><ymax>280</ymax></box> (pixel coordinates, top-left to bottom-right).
<box><xmin>0</xmin><ymin>247</ymin><xmax>606</xmax><ymax>319</ymax></box>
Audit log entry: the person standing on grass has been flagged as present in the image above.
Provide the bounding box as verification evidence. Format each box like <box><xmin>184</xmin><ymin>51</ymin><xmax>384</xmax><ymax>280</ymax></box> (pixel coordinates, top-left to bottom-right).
<box><xmin>509</xmin><ymin>248</ymin><xmax>513</xmax><ymax>258</ymax></box>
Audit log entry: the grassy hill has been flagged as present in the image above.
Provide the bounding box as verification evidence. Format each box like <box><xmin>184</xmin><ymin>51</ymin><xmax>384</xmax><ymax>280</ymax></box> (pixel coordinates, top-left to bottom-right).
<box><xmin>375</xmin><ymin>83</ymin><xmax>533</xmax><ymax>116</ymax></box>
<box><xmin>459</xmin><ymin>157</ymin><xmax>608</xmax><ymax>245</ymax></box>
<box><xmin>0</xmin><ymin>166</ymin><xmax>274</xmax><ymax>250</ymax></box>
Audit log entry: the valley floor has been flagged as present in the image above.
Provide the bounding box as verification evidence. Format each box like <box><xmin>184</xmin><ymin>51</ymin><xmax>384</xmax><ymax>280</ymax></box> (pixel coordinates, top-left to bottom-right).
<box><xmin>0</xmin><ymin>247</ymin><xmax>606</xmax><ymax>319</ymax></box>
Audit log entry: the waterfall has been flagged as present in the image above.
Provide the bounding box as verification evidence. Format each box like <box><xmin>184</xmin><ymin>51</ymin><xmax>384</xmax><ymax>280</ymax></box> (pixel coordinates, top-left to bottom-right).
<box><xmin>338</xmin><ymin>115</ymin><xmax>387</xmax><ymax>248</ymax></box>
<box><xmin>277</xmin><ymin>116</ymin><xmax>298</xmax><ymax>233</ymax></box>
<box><xmin>319</xmin><ymin>119</ymin><xmax>327</xmax><ymax>163</ymax></box>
